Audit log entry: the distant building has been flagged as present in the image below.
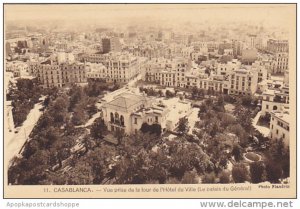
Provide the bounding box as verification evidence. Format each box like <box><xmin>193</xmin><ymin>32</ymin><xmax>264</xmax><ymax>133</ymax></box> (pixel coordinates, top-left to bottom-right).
<box><xmin>216</xmin><ymin>59</ymin><xmax>241</xmax><ymax>76</ymax></box>
<box><xmin>232</xmin><ymin>40</ymin><xmax>243</xmax><ymax>57</ymax></box>
<box><xmin>102</xmin><ymin>38</ymin><xmax>111</xmax><ymax>54</ymax></box>
<box><xmin>246</xmin><ymin>34</ymin><xmax>257</xmax><ymax>49</ymax></box>
<box><xmin>110</xmin><ymin>37</ymin><xmax>121</xmax><ymax>52</ymax></box>
<box><xmin>270</xmin><ymin>53</ymin><xmax>289</xmax><ymax>74</ymax></box>
<box><xmin>267</xmin><ymin>39</ymin><xmax>289</xmax><ymax>54</ymax></box>
<box><xmin>55</xmin><ymin>52</ymin><xmax>75</xmax><ymax>64</ymax></box>
<box><xmin>6</xmin><ymin>61</ymin><xmax>29</xmax><ymax>77</ymax></box>
<box><xmin>85</xmin><ymin>63</ymin><xmax>107</xmax><ymax>80</ymax></box>
<box><xmin>5</xmin><ymin>42</ymin><xmax>13</xmax><ymax>58</ymax></box>
<box><xmin>251</xmin><ymin>61</ymin><xmax>270</xmax><ymax>83</ymax></box>
<box><xmin>28</xmin><ymin>60</ymin><xmax>87</xmax><ymax>88</ymax></box>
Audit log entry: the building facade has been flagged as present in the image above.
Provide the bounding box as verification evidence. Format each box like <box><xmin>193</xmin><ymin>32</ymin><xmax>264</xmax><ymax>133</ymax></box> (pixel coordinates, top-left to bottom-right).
<box><xmin>269</xmin><ymin>110</ymin><xmax>290</xmax><ymax>147</ymax></box>
<box><xmin>29</xmin><ymin>60</ymin><xmax>87</xmax><ymax>88</ymax></box>
<box><xmin>228</xmin><ymin>68</ymin><xmax>258</xmax><ymax>95</ymax></box>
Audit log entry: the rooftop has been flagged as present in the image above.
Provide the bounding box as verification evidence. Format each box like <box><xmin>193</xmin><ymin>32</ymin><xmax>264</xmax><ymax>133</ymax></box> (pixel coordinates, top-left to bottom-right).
<box><xmin>103</xmin><ymin>92</ymin><xmax>148</xmax><ymax>112</ymax></box>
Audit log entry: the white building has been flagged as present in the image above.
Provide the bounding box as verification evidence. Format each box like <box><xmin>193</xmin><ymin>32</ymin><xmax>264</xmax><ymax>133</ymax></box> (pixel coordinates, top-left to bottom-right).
<box><xmin>228</xmin><ymin>68</ymin><xmax>259</xmax><ymax>95</ymax></box>
<box><xmin>6</xmin><ymin>61</ymin><xmax>30</xmax><ymax>77</ymax></box>
<box><xmin>271</xmin><ymin>53</ymin><xmax>289</xmax><ymax>74</ymax></box>
<box><xmin>56</xmin><ymin>52</ymin><xmax>75</xmax><ymax>64</ymax></box>
<box><xmin>216</xmin><ymin>59</ymin><xmax>241</xmax><ymax>76</ymax></box>
<box><xmin>85</xmin><ymin>62</ymin><xmax>108</xmax><ymax>80</ymax></box>
<box><xmin>269</xmin><ymin>110</ymin><xmax>290</xmax><ymax>147</ymax></box>
<box><xmin>102</xmin><ymin>92</ymin><xmax>169</xmax><ymax>135</ymax></box>
<box><xmin>261</xmin><ymin>88</ymin><xmax>289</xmax><ymax>115</ymax></box>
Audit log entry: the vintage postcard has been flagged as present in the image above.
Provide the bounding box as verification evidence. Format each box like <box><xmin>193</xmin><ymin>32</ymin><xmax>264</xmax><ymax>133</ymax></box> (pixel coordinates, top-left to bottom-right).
<box><xmin>3</xmin><ymin>3</ymin><xmax>296</xmax><ymax>198</ymax></box>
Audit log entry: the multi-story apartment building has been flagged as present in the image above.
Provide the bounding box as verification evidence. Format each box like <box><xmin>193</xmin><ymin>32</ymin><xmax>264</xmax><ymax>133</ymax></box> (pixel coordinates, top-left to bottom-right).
<box><xmin>267</xmin><ymin>39</ymin><xmax>289</xmax><ymax>54</ymax></box>
<box><xmin>198</xmin><ymin>75</ymin><xmax>225</xmax><ymax>93</ymax></box>
<box><xmin>216</xmin><ymin>59</ymin><xmax>241</xmax><ymax>76</ymax></box>
<box><xmin>251</xmin><ymin>60</ymin><xmax>270</xmax><ymax>83</ymax></box>
<box><xmin>143</xmin><ymin>58</ymin><xmax>170</xmax><ymax>82</ymax></box>
<box><xmin>228</xmin><ymin>68</ymin><xmax>259</xmax><ymax>95</ymax></box>
<box><xmin>78</xmin><ymin>53</ymin><xmax>106</xmax><ymax>63</ymax></box>
<box><xmin>101</xmin><ymin>53</ymin><xmax>140</xmax><ymax>83</ymax></box>
<box><xmin>102</xmin><ymin>38</ymin><xmax>111</xmax><ymax>54</ymax></box>
<box><xmin>6</xmin><ymin>61</ymin><xmax>29</xmax><ymax>77</ymax></box>
<box><xmin>160</xmin><ymin>68</ymin><xmax>176</xmax><ymax>87</ymax></box>
<box><xmin>29</xmin><ymin>60</ymin><xmax>87</xmax><ymax>88</ymax></box>
<box><xmin>110</xmin><ymin>37</ymin><xmax>122</xmax><ymax>52</ymax></box>
<box><xmin>175</xmin><ymin>58</ymin><xmax>190</xmax><ymax>88</ymax></box>
<box><xmin>261</xmin><ymin>87</ymin><xmax>289</xmax><ymax>116</ymax></box>
<box><xmin>78</xmin><ymin>52</ymin><xmax>140</xmax><ymax>83</ymax></box>
<box><xmin>85</xmin><ymin>62</ymin><xmax>107</xmax><ymax>80</ymax></box>
<box><xmin>269</xmin><ymin>110</ymin><xmax>290</xmax><ymax>147</ymax></box>
<box><xmin>144</xmin><ymin>58</ymin><xmax>190</xmax><ymax>88</ymax></box>
<box><xmin>270</xmin><ymin>52</ymin><xmax>289</xmax><ymax>74</ymax></box>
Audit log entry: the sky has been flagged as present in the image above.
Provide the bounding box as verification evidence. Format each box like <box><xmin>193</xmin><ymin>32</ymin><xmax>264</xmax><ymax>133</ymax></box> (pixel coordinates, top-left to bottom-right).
<box><xmin>4</xmin><ymin>4</ymin><xmax>296</xmax><ymax>29</ymax></box>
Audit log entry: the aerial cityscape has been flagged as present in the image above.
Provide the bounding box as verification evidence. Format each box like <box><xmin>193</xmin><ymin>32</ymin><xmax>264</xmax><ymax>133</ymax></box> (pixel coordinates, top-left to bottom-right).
<box><xmin>5</xmin><ymin>5</ymin><xmax>291</xmax><ymax>185</ymax></box>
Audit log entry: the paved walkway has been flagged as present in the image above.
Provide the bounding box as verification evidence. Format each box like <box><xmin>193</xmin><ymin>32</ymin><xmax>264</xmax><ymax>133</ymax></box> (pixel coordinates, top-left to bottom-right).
<box><xmin>187</xmin><ymin>108</ymin><xmax>199</xmax><ymax>134</ymax></box>
<box><xmin>252</xmin><ymin>111</ymin><xmax>270</xmax><ymax>137</ymax></box>
<box><xmin>75</xmin><ymin>112</ymin><xmax>101</xmax><ymax>129</ymax></box>
<box><xmin>6</xmin><ymin>97</ymin><xmax>45</xmax><ymax>166</ymax></box>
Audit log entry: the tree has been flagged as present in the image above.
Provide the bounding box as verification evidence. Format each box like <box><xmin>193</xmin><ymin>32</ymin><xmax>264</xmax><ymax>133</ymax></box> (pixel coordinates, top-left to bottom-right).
<box><xmin>51</xmin><ymin>96</ymin><xmax>69</xmax><ymax>126</ymax></box>
<box><xmin>281</xmin><ymin>148</ymin><xmax>290</xmax><ymax>178</ymax></box>
<box><xmin>198</xmin><ymin>103</ymin><xmax>208</xmax><ymax>116</ymax></box>
<box><xmin>232</xmin><ymin>163</ymin><xmax>249</xmax><ymax>183</ymax></box>
<box><xmin>181</xmin><ymin>171</ymin><xmax>198</xmax><ymax>184</ymax></box>
<box><xmin>140</xmin><ymin>123</ymin><xmax>162</xmax><ymax>136</ymax></box>
<box><xmin>202</xmin><ymin>172</ymin><xmax>216</xmax><ymax>183</ymax></box>
<box><xmin>72</xmin><ymin>103</ymin><xmax>88</xmax><ymax>125</ymax></box>
<box><xmin>90</xmin><ymin>118</ymin><xmax>107</xmax><ymax>139</ymax></box>
<box><xmin>191</xmin><ymin>86</ymin><xmax>198</xmax><ymax>99</ymax></box>
<box><xmin>250</xmin><ymin>161</ymin><xmax>265</xmax><ymax>183</ymax></box>
<box><xmin>68</xmin><ymin>85</ymin><xmax>84</xmax><ymax>111</ymax></box>
<box><xmin>240</xmin><ymin>95</ymin><xmax>253</xmax><ymax>107</ymax></box>
<box><xmin>265</xmin><ymin>161</ymin><xmax>283</xmax><ymax>183</ymax></box>
<box><xmin>157</xmin><ymin>89</ymin><xmax>163</xmax><ymax>97</ymax></box>
<box><xmin>147</xmin><ymin>151</ymin><xmax>169</xmax><ymax>184</ymax></box>
<box><xmin>270</xmin><ymin>138</ymin><xmax>286</xmax><ymax>161</ymax></box>
<box><xmin>232</xmin><ymin>144</ymin><xmax>243</xmax><ymax>162</ymax></box>
<box><xmin>219</xmin><ymin>171</ymin><xmax>230</xmax><ymax>184</ymax></box>
<box><xmin>227</xmin><ymin>124</ymin><xmax>248</xmax><ymax>146</ymax></box>
<box><xmin>165</xmin><ymin>90</ymin><xmax>174</xmax><ymax>98</ymax></box>
<box><xmin>66</xmin><ymin>162</ymin><xmax>93</xmax><ymax>185</ymax></box>
<box><xmin>22</xmin><ymin>140</ymin><xmax>40</xmax><ymax>159</ymax></box>
<box><xmin>115</xmin><ymin>128</ymin><xmax>125</xmax><ymax>144</ymax></box>
<box><xmin>178</xmin><ymin>117</ymin><xmax>189</xmax><ymax>134</ymax></box>
<box><xmin>219</xmin><ymin>113</ymin><xmax>236</xmax><ymax>128</ymax></box>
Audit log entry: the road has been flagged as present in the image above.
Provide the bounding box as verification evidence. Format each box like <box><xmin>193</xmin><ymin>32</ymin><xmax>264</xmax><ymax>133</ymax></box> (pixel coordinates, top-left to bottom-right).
<box><xmin>6</xmin><ymin>96</ymin><xmax>46</xmax><ymax>166</ymax></box>
<box><xmin>186</xmin><ymin>107</ymin><xmax>199</xmax><ymax>134</ymax></box>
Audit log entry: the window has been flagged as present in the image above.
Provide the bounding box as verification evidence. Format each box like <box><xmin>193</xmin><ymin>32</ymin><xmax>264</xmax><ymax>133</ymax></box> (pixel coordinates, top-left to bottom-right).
<box><xmin>266</xmin><ymin>105</ymin><xmax>269</xmax><ymax>109</ymax></box>
<box><xmin>110</xmin><ymin>112</ymin><xmax>114</xmax><ymax>123</ymax></box>
<box><xmin>120</xmin><ymin>115</ymin><xmax>124</xmax><ymax>126</ymax></box>
<box><xmin>134</xmin><ymin>118</ymin><xmax>137</xmax><ymax>124</ymax></box>
<box><xmin>276</xmin><ymin>129</ymin><xmax>279</xmax><ymax>134</ymax></box>
<box><xmin>155</xmin><ymin>116</ymin><xmax>158</xmax><ymax>123</ymax></box>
